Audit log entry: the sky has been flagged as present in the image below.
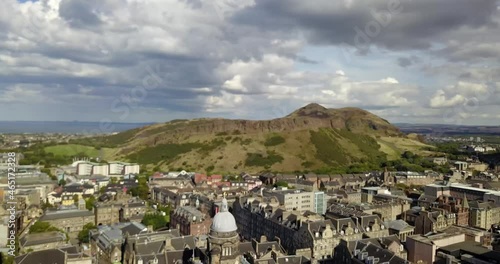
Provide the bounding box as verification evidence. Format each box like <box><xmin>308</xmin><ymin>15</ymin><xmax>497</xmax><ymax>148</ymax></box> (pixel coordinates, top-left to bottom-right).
<box><xmin>1</xmin><ymin>0</ymin><xmax>500</xmax><ymax>126</ymax></box>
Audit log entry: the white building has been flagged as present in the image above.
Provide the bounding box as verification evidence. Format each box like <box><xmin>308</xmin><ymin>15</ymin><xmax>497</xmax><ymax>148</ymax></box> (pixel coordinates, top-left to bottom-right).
<box><xmin>109</xmin><ymin>162</ymin><xmax>140</xmax><ymax>175</ymax></box>
<box><xmin>73</xmin><ymin>161</ymin><xmax>139</xmax><ymax>176</ymax></box>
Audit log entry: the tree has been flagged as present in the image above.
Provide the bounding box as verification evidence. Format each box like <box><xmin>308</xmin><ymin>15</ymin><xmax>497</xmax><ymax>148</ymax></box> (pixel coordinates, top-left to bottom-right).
<box><xmin>77</xmin><ymin>223</ymin><xmax>96</xmax><ymax>244</ymax></box>
<box><xmin>85</xmin><ymin>196</ymin><xmax>96</xmax><ymax>211</ymax></box>
<box><xmin>274</xmin><ymin>181</ymin><xmax>289</xmax><ymax>188</ymax></box>
<box><xmin>73</xmin><ymin>194</ymin><xmax>79</xmax><ymax>203</ymax></box>
<box><xmin>158</xmin><ymin>205</ymin><xmax>171</xmax><ymax>224</ymax></box>
<box><xmin>41</xmin><ymin>199</ymin><xmax>54</xmax><ymax>210</ymax></box>
<box><xmin>58</xmin><ymin>179</ymin><xmax>67</xmax><ymax>186</ymax></box>
<box><xmin>29</xmin><ymin>221</ymin><xmax>59</xmax><ymax>233</ymax></box>
<box><xmin>110</xmin><ymin>177</ymin><xmax>118</xmax><ymax>184</ymax></box>
<box><xmin>128</xmin><ymin>176</ymin><xmax>149</xmax><ymax>200</ymax></box>
<box><xmin>141</xmin><ymin>213</ymin><xmax>167</xmax><ymax>230</ymax></box>
<box><xmin>1</xmin><ymin>253</ymin><xmax>14</xmax><ymax>264</ymax></box>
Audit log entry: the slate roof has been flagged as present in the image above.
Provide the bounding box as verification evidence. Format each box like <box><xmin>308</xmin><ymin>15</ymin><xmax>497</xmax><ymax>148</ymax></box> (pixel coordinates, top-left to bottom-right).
<box><xmin>275</xmin><ymin>256</ymin><xmax>307</xmax><ymax>264</ymax></box>
<box><xmin>239</xmin><ymin>241</ymin><xmax>256</xmax><ymax>256</ymax></box>
<box><xmin>15</xmin><ymin>246</ymin><xmax>88</xmax><ymax>264</ymax></box>
<box><xmin>354</xmin><ymin>240</ymin><xmax>407</xmax><ymax>264</ymax></box>
<box><xmin>383</xmin><ymin>219</ymin><xmax>414</xmax><ymax>232</ymax></box>
<box><xmin>39</xmin><ymin>209</ymin><xmax>94</xmax><ymax>221</ymax></box>
<box><xmin>20</xmin><ymin>231</ymin><xmax>67</xmax><ymax>247</ymax></box>
<box><xmin>120</xmin><ymin>222</ymin><xmax>147</xmax><ymax>235</ymax></box>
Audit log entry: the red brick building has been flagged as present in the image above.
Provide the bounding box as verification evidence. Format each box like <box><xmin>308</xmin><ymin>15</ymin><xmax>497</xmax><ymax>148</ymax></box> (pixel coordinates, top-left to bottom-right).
<box><xmin>436</xmin><ymin>195</ymin><xmax>469</xmax><ymax>227</ymax></box>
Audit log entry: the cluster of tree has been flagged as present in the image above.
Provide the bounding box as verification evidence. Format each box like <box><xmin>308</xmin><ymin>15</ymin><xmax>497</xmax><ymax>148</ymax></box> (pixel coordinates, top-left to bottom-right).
<box><xmin>29</xmin><ymin>221</ymin><xmax>62</xmax><ymax>234</ymax></box>
<box><xmin>381</xmin><ymin>151</ymin><xmax>451</xmax><ymax>173</ymax></box>
<box><xmin>141</xmin><ymin>213</ymin><xmax>168</xmax><ymax>230</ymax></box>
<box><xmin>425</xmin><ymin>142</ymin><xmax>467</xmax><ymax>160</ymax></box>
<box><xmin>274</xmin><ymin>181</ymin><xmax>289</xmax><ymax>188</ymax></box>
<box><xmin>77</xmin><ymin>223</ymin><xmax>96</xmax><ymax>244</ymax></box>
<box><xmin>158</xmin><ymin>205</ymin><xmax>171</xmax><ymax>223</ymax></box>
<box><xmin>18</xmin><ymin>145</ymin><xmax>73</xmax><ymax>167</ymax></box>
<box><xmin>127</xmin><ymin>176</ymin><xmax>149</xmax><ymax>200</ymax></box>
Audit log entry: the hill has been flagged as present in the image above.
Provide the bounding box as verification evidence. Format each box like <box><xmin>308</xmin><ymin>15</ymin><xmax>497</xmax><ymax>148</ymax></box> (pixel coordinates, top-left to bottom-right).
<box><xmin>70</xmin><ymin>103</ymin><xmax>433</xmax><ymax>173</ymax></box>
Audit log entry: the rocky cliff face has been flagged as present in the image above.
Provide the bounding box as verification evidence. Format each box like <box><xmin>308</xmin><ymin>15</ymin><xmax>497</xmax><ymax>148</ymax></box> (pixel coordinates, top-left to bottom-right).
<box><xmin>133</xmin><ymin>103</ymin><xmax>400</xmax><ymax>146</ymax></box>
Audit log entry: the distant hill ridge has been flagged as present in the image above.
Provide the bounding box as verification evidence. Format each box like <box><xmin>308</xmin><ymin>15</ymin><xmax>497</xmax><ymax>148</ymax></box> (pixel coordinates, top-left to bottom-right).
<box><xmin>131</xmin><ymin>103</ymin><xmax>400</xmax><ymax>145</ymax></box>
<box><xmin>73</xmin><ymin>103</ymin><xmax>430</xmax><ymax>173</ymax></box>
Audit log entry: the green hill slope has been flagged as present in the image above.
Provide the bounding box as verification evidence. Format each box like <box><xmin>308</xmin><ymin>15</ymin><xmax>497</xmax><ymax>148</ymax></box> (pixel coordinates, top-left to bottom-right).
<box><xmin>68</xmin><ymin>103</ymin><xmax>434</xmax><ymax>173</ymax></box>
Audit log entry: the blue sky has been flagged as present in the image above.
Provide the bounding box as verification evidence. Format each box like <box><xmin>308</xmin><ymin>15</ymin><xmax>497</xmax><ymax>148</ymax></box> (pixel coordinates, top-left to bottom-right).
<box><xmin>0</xmin><ymin>0</ymin><xmax>499</xmax><ymax>125</ymax></box>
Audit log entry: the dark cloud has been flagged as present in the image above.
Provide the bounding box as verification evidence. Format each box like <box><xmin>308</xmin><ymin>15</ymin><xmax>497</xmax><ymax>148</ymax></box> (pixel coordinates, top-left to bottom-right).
<box><xmin>234</xmin><ymin>0</ymin><xmax>498</xmax><ymax>51</ymax></box>
<box><xmin>397</xmin><ymin>56</ymin><xmax>420</xmax><ymax>68</ymax></box>
<box><xmin>182</xmin><ymin>0</ymin><xmax>203</xmax><ymax>9</ymax></box>
<box><xmin>295</xmin><ymin>55</ymin><xmax>319</xmax><ymax>64</ymax></box>
<box><xmin>397</xmin><ymin>57</ymin><xmax>412</xmax><ymax>67</ymax></box>
<box><xmin>59</xmin><ymin>0</ymin><xmax>102</xmax><ymax>28</ymax></box>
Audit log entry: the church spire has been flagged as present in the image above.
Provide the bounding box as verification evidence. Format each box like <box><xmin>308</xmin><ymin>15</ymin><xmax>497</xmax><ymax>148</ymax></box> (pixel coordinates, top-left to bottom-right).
<box><xmin>463</xmin><ymin>194</ymin><xmax>469</xmax><ymax>209</ymax></box>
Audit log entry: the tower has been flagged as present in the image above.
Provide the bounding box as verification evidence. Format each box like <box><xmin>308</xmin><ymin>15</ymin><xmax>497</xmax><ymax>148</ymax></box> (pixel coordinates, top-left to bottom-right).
<box><xmin>383</xmin><ymin>167</ymin><xmax>393</xmax><ymax>185</ymax></box>
<box><xmin>208</xmin><ymin>196</ymin><xmax>240</xmax><ymax>264</ymax></box>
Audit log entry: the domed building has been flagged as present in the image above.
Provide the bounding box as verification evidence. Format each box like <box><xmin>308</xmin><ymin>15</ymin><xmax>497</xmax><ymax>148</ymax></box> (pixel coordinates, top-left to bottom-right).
<box><xmin>207</xmin><ymin>196</ymin><xmax>241</xmax><ymax>264</ymax></box>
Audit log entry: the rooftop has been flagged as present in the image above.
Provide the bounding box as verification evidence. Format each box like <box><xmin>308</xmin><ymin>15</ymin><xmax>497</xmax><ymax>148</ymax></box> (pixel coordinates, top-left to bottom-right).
<box><xmin>39</xmin><ymin>209</ymin><xmax>94</xmax><ymax>221</ymax></box>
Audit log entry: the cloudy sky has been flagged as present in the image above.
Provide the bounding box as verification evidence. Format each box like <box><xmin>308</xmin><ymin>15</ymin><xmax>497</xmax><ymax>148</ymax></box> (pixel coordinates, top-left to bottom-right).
<box><xmin>1</xmin><ymin>0</ymin><xmax>499</xmax><ymax>125</ymax></box>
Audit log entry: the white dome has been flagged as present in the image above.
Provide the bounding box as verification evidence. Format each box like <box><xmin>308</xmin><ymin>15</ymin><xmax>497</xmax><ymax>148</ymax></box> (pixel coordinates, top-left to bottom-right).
<box><xmin>211</xmin><ymin>198</ymin><xmax>237</xmax><ymax>233</ymax></box>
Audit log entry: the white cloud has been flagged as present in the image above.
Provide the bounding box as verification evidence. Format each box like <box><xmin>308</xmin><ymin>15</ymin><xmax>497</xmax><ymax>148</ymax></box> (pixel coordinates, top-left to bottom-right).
<box><xmin>0</xmin><ymin>0</ymin><xmax>498</xmax><ymax>124</ymax></box>
<box><xmin>0</xmin><ymin>84</ymin><xmax>45</xmax><ymax>103</ymax></box>
<box><xmin>430</xmin><ymin>90</ymin><xmax>465</xmax><ymax>108</ymax></box>
<box><xmin>223</xmin><ymin>75</ymin><xmax>246</xmax><ymax>92</ymax></box>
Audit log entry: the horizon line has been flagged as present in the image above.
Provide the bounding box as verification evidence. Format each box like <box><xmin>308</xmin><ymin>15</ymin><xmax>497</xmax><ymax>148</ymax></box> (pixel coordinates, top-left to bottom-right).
<box><xmin>0</xmin><ymin>120</ymin><xmax>498</xmax><ymax>127</ymax></box>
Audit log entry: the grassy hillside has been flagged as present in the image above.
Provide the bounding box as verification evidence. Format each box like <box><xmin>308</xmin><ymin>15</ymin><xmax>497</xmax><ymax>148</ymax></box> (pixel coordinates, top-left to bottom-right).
<box><xmin>44</xmin><ymin>144</ymin><xmax>117</xmax><ymax>160</ymax></box>
<box><xmin>58</xmin><ymin>103</ymin><xmax>436</xmax><ymax>173</ymax></box>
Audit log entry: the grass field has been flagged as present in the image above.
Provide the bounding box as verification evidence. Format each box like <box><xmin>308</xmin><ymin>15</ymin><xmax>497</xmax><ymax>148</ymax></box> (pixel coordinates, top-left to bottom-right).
<box><xmin>376</xmin><ymin>136</ymin><xmax>434</xmax><ymax>160</ymax></box>
<box><xmin>44</xmin><ymin>144</ymin><xmax>116</xmax><ymax>159</ymax></box>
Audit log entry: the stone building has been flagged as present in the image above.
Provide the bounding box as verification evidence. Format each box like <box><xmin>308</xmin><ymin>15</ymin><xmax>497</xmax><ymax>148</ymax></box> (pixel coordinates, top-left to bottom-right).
<box><xmin>233</xmin><ymin>195</ymin><xmax>389</xmax><ymax>263</ymax></box>
<box><xmin>406</xmin><ymin>226</ymin><xmax>484</xmax><ymax>264</ymax></box>
<box><xmin>333</xmin><ymin>236</ymin><xmax>408</xmax><ymax>264</ymax></box>
<box><xmin>402</xmin><ymin>207</ymin><xmax>456</xmax><ymax>235</ymax></box>
<box><xmin>148</xmin><ymin>175</ymin><xmax>194</xmax><ymax>189</ymax></box>
<box><xmin>94</xmin><ymin>193</ymin><xmax>146</xmax><ymax>226</ymax></box>
<box><xmin>170</xmin><ymin>205</ymin><xmax>212</xmax><ymax>236</ymax></box>
<box><xmin>38</xmin><ymin>208</ymin><xmax>94</xmax><ymax>235</ymax></box>
<box><xmin>15</xmin><ymin>246</ymin><xmax>91</xmax><ymax>264</ymax></box>
<box><xmin>19</xmin><ymin>231</ymin><xmax>69</xmax><ymax>254</ymax></box>
<box><xmin>469</xmin><ymin>200</ymin><xmax>500</xmax><ymax>230</ymax></box>
<box><xmin>434</xmin><ymin>195</ymin><xmax>470</xmax><ymax>227</ymax></box>
<box><xmin>150</xmin><ymin>187</ymin><xmax>192</xmax><ymax>207</ymax></box>
<box><xmin>90</xmin><ymin>222</ymin><xmax>147</xmax><ymax>264</ymax></box>
<box><xmin>122</xmin><ymin>227</ymin><xmax>208</xmax><ymax>264</ymax></box>
<box><xmin>383</xmin><ymin>219</ymin><xmax>415</xmax><ymax>242</ymax></box>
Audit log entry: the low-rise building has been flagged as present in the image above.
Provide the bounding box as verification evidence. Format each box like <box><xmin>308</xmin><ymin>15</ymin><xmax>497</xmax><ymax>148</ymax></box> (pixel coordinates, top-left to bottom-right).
<box><xmin>262</xmin><ymin>188</ymin><xmax>315</xmax><ymax>212</ymax></box>
<box><xmin>383</xmin><ymin>219</ymin><xmax>415</xmax><ymax>242</ymax></box>
<box><xmin>90</xmin><ymin>222</ymin><xmax>147</xmax><ymax>264</ymax></box>
<box><xmin>15</xmin><ymin>246</ymin><xmax>91</xmax><ymax>264</ymax></box>
<box><xmin>39</xmin><ymin>207</ymin><xmax>94</xmax><ymax>234</ymax></box>
<box><xmin>19</xmin><ymin>231</ymin><xmax>68</xmax><ymax>254</ymax></box>
<box><xmin>406</xmin><ymin>225</ymin><xmax>484</xmax><ymax>264</ymax></box>
<box><xmin>333</xmin><ymin>236</ymin><xmax>408</xmax><ymax>264</ymax></box>
<box><xmin>94</xmin><ymin>193</ymin><xmax>147</xmax><ymax>226</ymax></box>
